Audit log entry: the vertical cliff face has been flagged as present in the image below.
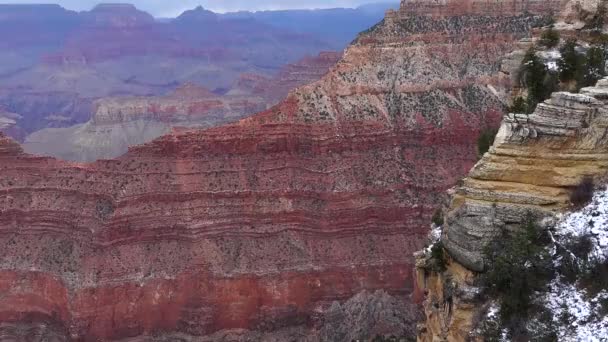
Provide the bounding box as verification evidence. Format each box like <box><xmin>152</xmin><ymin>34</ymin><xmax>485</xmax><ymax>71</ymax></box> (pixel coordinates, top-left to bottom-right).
<box><xmin>0</xmin><ymin>2</ymin><xmax>559</xmax><ymax>341</ymax></box>
<box><xmin>416</xmin><ymin>78</ymin><xmax>608</xmax><ymax>341</ymax></box>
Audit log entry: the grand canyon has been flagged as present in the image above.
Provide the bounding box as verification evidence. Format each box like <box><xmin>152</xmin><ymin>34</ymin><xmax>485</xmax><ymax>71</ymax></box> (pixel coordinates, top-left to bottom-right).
<box><xmin>0</xmin><ymin>2</ymin><xmax>388</xmax><ymax>159</ymax></box>
<box><xmin>2</xmin><ymin>0</ymin><xmax>608</xmax><ymax>341</ymax></box>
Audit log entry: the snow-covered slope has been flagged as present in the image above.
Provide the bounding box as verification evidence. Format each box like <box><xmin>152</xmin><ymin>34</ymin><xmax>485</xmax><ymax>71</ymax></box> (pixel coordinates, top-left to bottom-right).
<box><xmin>545</xmin><ymin>188</ymin><xmax>608</xmax><ymax>341</ymax></box>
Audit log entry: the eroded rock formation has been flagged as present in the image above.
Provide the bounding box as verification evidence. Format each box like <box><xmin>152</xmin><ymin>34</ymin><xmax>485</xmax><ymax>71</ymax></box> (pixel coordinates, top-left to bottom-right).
<box><xmin>22</xmin><ymin>84</ymin><xmax>267</xmax><ymax>162</ymax></box>
<box><xmin>22</xmin><ymin>52</ymin><xmax>341</xmax><ymax>162</ymax></box>
<box><xmin>0</xmin><ymin>1</ymin><xmax>560</xmax><ymax>340</ymax></box>
<box><xmin>0</xmin><ymin>3</ymin><xmax>340</xmax><ymax>141</ymax></box>
<box><xmin>416</xmin><ymin>80</ymin><xmax>608</xmax><ymax>341</ymax></box>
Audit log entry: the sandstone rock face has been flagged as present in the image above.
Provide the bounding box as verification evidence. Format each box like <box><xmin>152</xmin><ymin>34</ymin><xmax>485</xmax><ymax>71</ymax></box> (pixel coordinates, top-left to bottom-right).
<box><xmin>416</xmin><ymin>79</ymin><xmax>608</xmax><ymax>341</ymax></box>
<box><xmin>0</xmin><ymin>2</ymin><xmax>557</xmax><ymax>340</ymax></box>
<box><xmin>446</xmin><ymin>89</ymin><xmax>608</xmax><ymax>271</ymax></box>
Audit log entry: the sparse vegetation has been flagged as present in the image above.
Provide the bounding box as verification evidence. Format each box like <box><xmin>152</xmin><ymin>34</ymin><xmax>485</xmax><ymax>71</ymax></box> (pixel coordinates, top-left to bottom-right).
<box><xmin>431</xmin><ymin>209</ymin><xmax>443</xmax><ymax>226</ymax></box>
<box><xmin>477</xmin><ymin>128</ymin><xmax>498</xmax><ymax>157</ymax></box>
<box><xmin>570</xmin><ymin>176</ymin><xmax>595</xmax><ymax>207</ymax></box>
<box><xmin>429</xmin><ymin>241</ymin><xmax>448</xmax><ymax>273</ymax></box>
<box><xmin>540</xmin><ymin>27</ymin><xmax>560</xmax><ymax>48</ymax></box>
<box><xmin>481</xmin><ymin>215</ymin><xmax>554</xmax><ymax>336</ymax></box>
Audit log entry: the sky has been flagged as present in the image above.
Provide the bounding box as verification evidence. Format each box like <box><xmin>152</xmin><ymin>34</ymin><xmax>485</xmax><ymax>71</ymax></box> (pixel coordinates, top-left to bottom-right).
<box><xmin>1</xmin><ymin>0</ymin><xmax>398</xmax><ymax>17</ymax></box>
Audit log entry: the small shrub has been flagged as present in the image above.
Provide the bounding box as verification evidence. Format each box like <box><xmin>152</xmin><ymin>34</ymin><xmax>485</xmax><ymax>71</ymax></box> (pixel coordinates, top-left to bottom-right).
<box><xmin>570</xmin><ymin>176</ymin><xmax>594</xmax><ymax>207</ymax></box>
<box><xmin>429</xmin><ymin>241</ymin><xmax>447</xmax><ymax>273</ymax></box>
<box><xmin>557</xmin><ymin>245</ymin><xmax>583</xmax><ymax>283</ymax></box>
<box><xmin>569</xmin><ymin>233</ymin><xmax>594</xmax><ymax>260</ymax></box>
<box><xmin>540</xmin><ymin>28</ymin><xmax>560</xmax><ymax>48</ymax></box>
<box><xmin>519</xmin><ymin>48</ymin><xmax>558</xmax><ymax>108</ymax></box>
<box><xmin>580</xmin><ymin>259</ymin><xmax>608</xmax><ymax>297</ymax></box>
<box><xmin>479</xmin><ymin>313</ymin><xmax>503</xmax><ymax>342</ymax></box>
<box><xmin>598</xmin><ymin>297</ymin><xmax>608</xmax><ymax>316</ymax></box>
<box><xmin>431</xmin><ymin>209</ymin><xmax>444</xmax><ymax>226</ymax></box>
<box><xmin>559</xmin><ymin>39</ymin><xmax>585</xmax><ymax>85</ymax></box>
<box><xmin>508</xmin><ymin>96</ymin><xmax>529</xmax><ymax>114</ymax></box>
<box><xmin>521</xmin><ymin>48</ymin><xmax>548</xmax><ymax>102</ymax></box>
<box><xmin>481</xmin><ymin>215</ymin><xmax>554</xmax><ymax>331</ymax></box>
<box><xmin>477</xmin><ymin>128</ymin><xmax>498</xmax><ymax>157</ymax></box>
<box><xmin>582</xmin><ymin>46</ymin><xmax>607</xmax><ymax>87</ymax></box>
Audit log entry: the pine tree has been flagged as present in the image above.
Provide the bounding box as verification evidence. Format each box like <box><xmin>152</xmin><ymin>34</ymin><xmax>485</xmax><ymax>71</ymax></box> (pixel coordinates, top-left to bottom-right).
<box><xmin>583</xmin><ymin>46</ymin><xmax>606</xmax><ymax>87</ymax></box>
<box><xmin>521</xmin><ymin>48</ymin><xmax>553</xmax><ymax>108</ymax></box>
<box><xmin>559</xmin><ymin>39</ymin><xmax>584</xmax><ymax>84</ymax></box>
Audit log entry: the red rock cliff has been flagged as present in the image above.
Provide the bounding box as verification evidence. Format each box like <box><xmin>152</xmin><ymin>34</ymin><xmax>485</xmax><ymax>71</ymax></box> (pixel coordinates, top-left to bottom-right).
<box><xmin>0</xmin><ymin>1</ymin><xmax>559</xmax><ymax>340</ymax></box>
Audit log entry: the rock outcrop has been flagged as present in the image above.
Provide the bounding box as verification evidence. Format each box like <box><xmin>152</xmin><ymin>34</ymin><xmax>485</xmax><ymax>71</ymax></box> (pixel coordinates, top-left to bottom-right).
<box><xmin>22</xmin><ymin>84</ymin><xmax>267</xmax><ymax>161</ymax></box>
<box><xmin>416</xmin><ymin>79</ymin><xmax>608</xmax><ymax>341</ymax></box>
<box><xmin>0</xmin><ymin>1</ymin><xmax>560</xmax><ymax>340</ymax></box>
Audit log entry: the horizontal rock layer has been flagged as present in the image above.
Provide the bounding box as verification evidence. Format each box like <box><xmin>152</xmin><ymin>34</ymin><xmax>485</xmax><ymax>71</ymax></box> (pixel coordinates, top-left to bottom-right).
<box><xmin>445</xmin><ymin>84</ymin><xmax>608</xmax><ymax>272</ymax></box>
<box><xmin>397</xmin><ymin>0</ymin><xmax>566</xmax><ymax>17</ymax></box>
<box><xmin>416</xmin><ymin>79</ymin><xmax>608</xmax><ymax>341</ymax></box>
<box><xmin>0</xmin><ymin>2</ymin><xmax>558</xmax><ymax>340</ymax></box>
<box><xmin>21</xmin><ymin>52</ymin><xmax>341</xmax><ymax>162</ymax></box>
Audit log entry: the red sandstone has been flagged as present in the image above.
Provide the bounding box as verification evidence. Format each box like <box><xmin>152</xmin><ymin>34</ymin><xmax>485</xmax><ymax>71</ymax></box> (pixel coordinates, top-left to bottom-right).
<box><xmin>0</xmin><ymin>1</ymin><xmax>562</xmax><ymax>340</ymax></box>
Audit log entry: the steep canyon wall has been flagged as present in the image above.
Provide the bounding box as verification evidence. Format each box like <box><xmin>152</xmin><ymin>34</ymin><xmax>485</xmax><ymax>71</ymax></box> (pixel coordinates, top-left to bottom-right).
<box><xmin>0</xmin><ymin>1</ymin><xmax>560</xmax><ymax>340</ymax></box>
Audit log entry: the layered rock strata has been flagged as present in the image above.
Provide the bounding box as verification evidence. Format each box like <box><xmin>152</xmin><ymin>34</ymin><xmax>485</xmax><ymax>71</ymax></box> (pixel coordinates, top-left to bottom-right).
<box><xmin>416</xmin><ymin>79</ymin><xmax>608</xmax><ymax>341</ymax></box>
<box><xmin>395</xmin><ymin>0</ymin><xmax>566</xmax><ymax>17</ymax></box>
<box><xmin>230</xmin><ymin>51</ymin><xmax>342</xmax><ymax>102</ymax></box>
<box><xmin>22</xmin><ymin>52</ymin><xmax>341</xmax><ymax>162</ymax></box>
<box><xmin>0</xmin><ymin>3</ymin><xmax>338</xmax><ymax>142</ymax></box>
<box><xmin>22</xmin><ymin>84</ymin><xmax>267</xmax><ymax>162</ymax></box>
<box><xmin>0</xmin><ymin>1</ymin><xmax>560</xmax><ymax>340</ymax></box>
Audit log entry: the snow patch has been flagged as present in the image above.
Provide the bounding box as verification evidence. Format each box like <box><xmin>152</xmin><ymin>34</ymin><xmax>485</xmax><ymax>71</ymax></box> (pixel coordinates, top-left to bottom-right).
<box><xmin>543</xmin><ymin>187</ymin><xmax>608</xmax><ymax>341</ymax></box>
<box><xmin>539</xmin><ymin>49</ymin><xmax>561</xmax><ymax>72</ymax></box>
<box><xmin>544</xmin><ymin>280</ymin><xmax>608</xmax><ymax>341</ymax></box>
<box><xmin>554</xmin><ymin>188</ymin><xmax>608</xmax><ymax>262</ymax></box>
<box><xmin>424</xmin><ymin>224</ymin><xmax>442</xmax><ymax>253</ymax></box>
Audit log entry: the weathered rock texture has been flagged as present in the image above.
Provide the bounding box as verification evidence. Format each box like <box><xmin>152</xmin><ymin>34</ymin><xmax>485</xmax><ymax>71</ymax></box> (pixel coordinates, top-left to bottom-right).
<box><xmin>416</xmin><ymin>79</ymin><xmax>608</xmax><ymax>341</ymax></box>
<box><xmin>0</xmin><ymin>1</ymin><xmax>560</xmax><ymax>340</ymax></box>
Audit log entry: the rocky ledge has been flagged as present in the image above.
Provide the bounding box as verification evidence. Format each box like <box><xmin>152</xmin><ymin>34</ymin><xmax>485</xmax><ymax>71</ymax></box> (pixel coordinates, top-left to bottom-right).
<box><xmin>446</xmin><ymin>87</ymin><xmax>608</xmax><ymax>272</ymax></box>
<box><xmin>416</xmin><ymin>78</ymin><xmax>608</xmax><ymax>341</ymax></box>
